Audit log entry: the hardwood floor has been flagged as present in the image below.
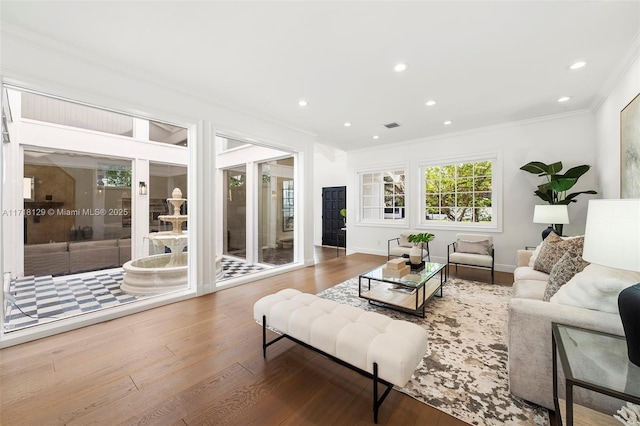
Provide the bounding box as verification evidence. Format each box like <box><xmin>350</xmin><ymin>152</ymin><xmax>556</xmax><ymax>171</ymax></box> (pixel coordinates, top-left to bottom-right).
<box><xmin>0</xmin><ymin>248</ymin><xmax>514</xmax><ymax>425</ymax></box>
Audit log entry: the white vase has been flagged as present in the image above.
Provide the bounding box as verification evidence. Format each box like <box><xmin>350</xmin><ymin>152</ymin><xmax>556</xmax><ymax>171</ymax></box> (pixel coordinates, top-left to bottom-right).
<box><xmin>409</xmin><ymin>244</ymin><xmax>422</xmax><ymax>264</ymax></box>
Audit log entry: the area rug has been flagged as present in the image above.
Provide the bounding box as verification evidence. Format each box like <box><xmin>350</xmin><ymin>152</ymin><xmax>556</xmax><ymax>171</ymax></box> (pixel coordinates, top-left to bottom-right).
<box><xmin>318</xmin><ymin>277</ymin><xmax>550</xmax><ymax>426</ymax></box>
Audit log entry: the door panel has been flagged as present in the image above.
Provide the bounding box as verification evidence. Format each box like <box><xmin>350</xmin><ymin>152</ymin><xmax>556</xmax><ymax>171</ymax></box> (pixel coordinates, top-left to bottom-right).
<box><xmin>322</xmin><ymin>186</ymin><xmax>346</xmax><ymax>247</ymax></box>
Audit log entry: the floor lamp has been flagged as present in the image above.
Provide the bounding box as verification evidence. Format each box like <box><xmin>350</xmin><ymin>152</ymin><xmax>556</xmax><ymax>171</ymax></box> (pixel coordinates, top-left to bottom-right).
<box><xmin>533</xmin><ymin>205</ymin><xmax>569</xmax><ymax>241</ymax></box>
<box><xmin>582</xmin><ymin>199</ymin><xmax>640</xmax><ymax>367</ymax></box>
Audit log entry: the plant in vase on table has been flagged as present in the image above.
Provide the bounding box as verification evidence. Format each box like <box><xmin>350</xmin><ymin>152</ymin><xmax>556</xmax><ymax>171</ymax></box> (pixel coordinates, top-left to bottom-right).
<box><xmin>407</xmin><ymin>232</ymin><xmax>435</xmax><ymax>266</ymax></box>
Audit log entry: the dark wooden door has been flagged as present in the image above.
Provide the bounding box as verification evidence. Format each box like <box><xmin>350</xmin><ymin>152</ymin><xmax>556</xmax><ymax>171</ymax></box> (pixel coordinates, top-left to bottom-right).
<box><xmin>322</xmin><ymin>186</ymin><xmax>346</xmax><ymax>247</ymax></box>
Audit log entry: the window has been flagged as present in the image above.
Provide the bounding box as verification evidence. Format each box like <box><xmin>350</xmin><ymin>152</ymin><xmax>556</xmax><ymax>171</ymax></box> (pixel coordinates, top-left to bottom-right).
<box><xmin>421</xmin><ymin>156</ymin><xmax>499</xmax><ymax>229</ymax></box>
<box><xmin>359</xmin><ymin>168</ymin><xmax>406</xmax><ymax>223</ymax></box>
<box><xmin>149</xmin><ymin>121</ymin><xmax>188</xmax><ymax>146</ymax></box>
<box><xmin>216</xmin><ymin>135</ymin><xmax>250</xmax><ymax>153</ymax></box>
<box><xmin>21</xmin><ymin>91</ymin><xmax>133</xmax><ymax>136</ymax></box>
<box><xmin>282</xmin><ymin>180</ymin><xmax>294</xmax><ymax>231</ymax></box>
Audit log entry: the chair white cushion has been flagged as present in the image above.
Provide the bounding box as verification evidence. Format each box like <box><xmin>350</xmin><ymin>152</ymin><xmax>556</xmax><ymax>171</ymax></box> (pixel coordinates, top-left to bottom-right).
<box><xmin>449</xmin><ymin>252</ymin><xmax>493</xmax><ymax>267</ymax></box>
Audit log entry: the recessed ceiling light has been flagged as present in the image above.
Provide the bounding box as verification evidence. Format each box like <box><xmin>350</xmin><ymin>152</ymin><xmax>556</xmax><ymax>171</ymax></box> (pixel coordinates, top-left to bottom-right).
<box><xmin>425</xmin><ymin>100</ymin><xmax>437</xmax><ymax>106</ymax></box>
<box><xmin>298</xmin><ymin>99</ymin><xmax>308</xmax><ymax>107</ymax></box>
<box><xmin>394</xmin><ymin>63</ymin><xmax>407</xmax><ymax>72</ymax></box>
<box><xmin>344</xmin><ymin>122</ymin><xmax>352</xmax><ymax>127</ymax></box>
<box><xmin>569</xmin><ymin>61</ymin><xmax>586</xmax><ymax>70</ymax></box>
<box><xmin>373</xmin><ymin>135</ymin><xmax>379</xmax><ymax>140</ymax></box>
<box><xmin>558</xmin><ymin>96</ymin><xmax>571</xmax><ymax>103</ymax></box>
<box><xmin>444</xmin><ymin>120</ymin><xmax>452</xmax><ymax>125</ymax></box>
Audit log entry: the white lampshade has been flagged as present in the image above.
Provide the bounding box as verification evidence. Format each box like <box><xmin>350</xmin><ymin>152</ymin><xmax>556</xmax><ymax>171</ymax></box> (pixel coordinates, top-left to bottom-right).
<box><xmin>533</xmin><ymin>205</ymin><xmax>570</xmax><ymax>224</ymax></box>
<box><xmin>582</xmin><ymin>199</ymin><xmax>640</xmax><ymax>272</ymax></box>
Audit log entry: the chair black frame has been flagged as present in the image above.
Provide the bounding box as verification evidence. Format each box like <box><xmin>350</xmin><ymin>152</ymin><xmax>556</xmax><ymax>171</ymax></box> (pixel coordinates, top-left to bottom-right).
<box><xmin>261</xmin><ymin>315</ymin><xmax>394</xmax><ymax>423</ymax></box>
<box><xmin>446</xmin><ymin>241</ymin><xmax>495</xmax><ymax>283</ymax></box>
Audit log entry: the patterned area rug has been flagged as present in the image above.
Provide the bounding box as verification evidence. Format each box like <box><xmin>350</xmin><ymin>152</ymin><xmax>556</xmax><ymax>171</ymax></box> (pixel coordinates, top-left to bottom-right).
<box><xmin>318</xmin><ymin>277</ymin><xmax>549</xmax><ymax>426</ymax></box>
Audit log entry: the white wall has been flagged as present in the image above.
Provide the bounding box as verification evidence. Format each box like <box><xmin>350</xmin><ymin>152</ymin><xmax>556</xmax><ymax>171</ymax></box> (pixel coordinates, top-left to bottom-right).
<box><xmin>345</xmin><ymin>112</ymin><xmax>598</xmax><ymax>272</ymax></box>
<box><xmin>594</xmin><ymin>54</ymin><xmax>640</xmax><ymax>198</ymax></box>
<box><xmin>313</xmin><ymin>143</ymin><xmax>348</xmax><ymax>246</ymax></box>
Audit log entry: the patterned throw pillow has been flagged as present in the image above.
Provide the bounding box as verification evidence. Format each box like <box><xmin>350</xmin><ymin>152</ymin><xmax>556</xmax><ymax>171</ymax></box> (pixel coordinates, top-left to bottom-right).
<box><xmin>533</xmin><ymin>233</ymin><xmax>585</xmax><ymax>274</ymax></box>
<box><xmin>543</xmin><ymin>249</ymin><xmax>590</xmax><ymax>301</ymax></box>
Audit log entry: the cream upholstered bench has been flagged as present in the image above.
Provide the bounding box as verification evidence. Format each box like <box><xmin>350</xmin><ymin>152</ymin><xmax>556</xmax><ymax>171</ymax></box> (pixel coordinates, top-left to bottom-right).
<box><xmin>254</xmin><ymin>288</ymin><xmax>428</xmax><ymax>423</ymax></box>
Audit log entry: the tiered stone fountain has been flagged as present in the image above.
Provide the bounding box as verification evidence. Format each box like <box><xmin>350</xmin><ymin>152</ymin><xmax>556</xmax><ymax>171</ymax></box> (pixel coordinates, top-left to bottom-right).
<box><xmin>121</xmin><ymin>188</ymin><xmax>223</xmax><ymax>295</ymax></box>
<box><xmin>120</xmin><ymin>188</ymin><xmax>188</xmax><ymax>294</ymax></box>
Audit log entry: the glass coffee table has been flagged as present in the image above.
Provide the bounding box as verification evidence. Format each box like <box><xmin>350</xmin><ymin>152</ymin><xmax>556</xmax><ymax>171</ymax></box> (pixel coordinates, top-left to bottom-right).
<box><xmin>358</xmin><ymin>262</ymin><xmax>446</xmax><ymax>317</ymax></box>
<box><xmin>552</xmin><ymin>322</ymin><xmax>640</xmax><ymax>425</ymax></box>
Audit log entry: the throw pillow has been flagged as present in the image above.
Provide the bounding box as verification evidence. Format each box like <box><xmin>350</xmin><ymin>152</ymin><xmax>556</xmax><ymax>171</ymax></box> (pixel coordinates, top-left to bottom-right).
<box><xmin>457</xmin><ymin>239</ymin><xmax>492</xmax><ymax>255</ymax></box>
<box><xmin>528</xmin><ymin>235</ymin><xmax>583</xmax><ymax>267</ymax></box>
<box><xmin>528</xmin><ymin>242</ymin><xmax>543</xmax><ymax>267</ymax></box>
<box><xmin>543</xmin><ymin>249</ymin><xmax>589</xmax><ymax>301</ymax></box>
<box><xmin>533</xmin><ymin>233</ymin><xmax>584</xmax><ymax>274</ymax></box>
<box><xmin>399</xmin><ymin>233</ymin><xmax>412</xmax><ymax>248</ymax></box>
<box><xmin>550</xmin><ymin>264</ymin><xmax>640</xmax><ymax>314</ymax></box>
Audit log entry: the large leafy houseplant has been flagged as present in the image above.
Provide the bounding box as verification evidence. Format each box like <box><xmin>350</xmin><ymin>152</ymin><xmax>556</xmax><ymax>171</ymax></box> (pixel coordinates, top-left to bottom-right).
<box><xmin>520</xmin><ymin>161</ymin><xmax>597</xmax><ymax>205</ymax></box>
<box><xmin>520</xmin><ymin>161</ymin><xmax>597</xmax><ymax>236</ymax></box>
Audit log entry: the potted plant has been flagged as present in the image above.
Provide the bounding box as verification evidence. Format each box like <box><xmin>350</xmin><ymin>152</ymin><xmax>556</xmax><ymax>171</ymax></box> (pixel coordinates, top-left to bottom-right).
<box><xmin>520</xmin><ymin>161</ymin><xmax>597</xmax><ymax>235</ymax></box>
<box><xmin>520</xmin><ymin>161</ymin><xmax>597</xmax><ymax>205</ymax></box>
<box><xmin>407</xmin><ymin>232</ymin><xmax>435</xmax><ymax>265</ymax></box>
<box><xmin>340</xmin><ymin>208</ymin><xmax>346</xmax><ymax>225</ymax></box>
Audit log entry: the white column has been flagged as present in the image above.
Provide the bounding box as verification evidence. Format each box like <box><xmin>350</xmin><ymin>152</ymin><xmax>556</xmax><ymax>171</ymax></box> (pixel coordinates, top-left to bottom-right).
<box><xmin>245</xmin><ymin>161</ymin><xmax>257</xmax><ymax>265</ymax></box>
<box><xmin>193</xmin><ymin>121</ymin><xmax>216</xmax><ymax>295</ymax></box>
<box><xmin>1</xmin><ymin>89</ymin><xmax>25</xmax><ymax>277</ymax></box>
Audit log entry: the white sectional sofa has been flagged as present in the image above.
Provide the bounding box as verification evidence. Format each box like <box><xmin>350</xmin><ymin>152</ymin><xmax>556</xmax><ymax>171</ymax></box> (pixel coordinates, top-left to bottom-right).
<box><xmin>508</xmin><ymin>248</ymin><xmax>629</xmax><ymax>415</ymax></box>
<box><xmin>23</xmin><ymin>238</ymin><xmax>131</xmax><ymax>277</ymax></box>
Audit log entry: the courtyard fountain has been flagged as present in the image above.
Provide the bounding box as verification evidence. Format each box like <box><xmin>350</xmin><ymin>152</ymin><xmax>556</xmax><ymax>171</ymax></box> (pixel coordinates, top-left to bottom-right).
<box><xmin>121</xmin><ymin>188</ymin><xmax>223</xmax><ymax>295</ymax></box>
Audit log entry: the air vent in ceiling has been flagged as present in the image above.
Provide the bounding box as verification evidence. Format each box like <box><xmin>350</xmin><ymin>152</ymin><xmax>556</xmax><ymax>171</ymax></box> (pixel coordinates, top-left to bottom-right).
<box><xmin>383</xmin><ymin>122</ymin><xmax>400</xmax><ymax>129</ymax></box>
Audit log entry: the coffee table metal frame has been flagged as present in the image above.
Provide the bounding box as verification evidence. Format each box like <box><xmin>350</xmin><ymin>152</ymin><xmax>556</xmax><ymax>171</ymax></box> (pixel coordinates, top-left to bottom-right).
<box><xmin>358</xmin><ymin>262</ymin><xmax>446</xmax><ymax>317</ymax></box>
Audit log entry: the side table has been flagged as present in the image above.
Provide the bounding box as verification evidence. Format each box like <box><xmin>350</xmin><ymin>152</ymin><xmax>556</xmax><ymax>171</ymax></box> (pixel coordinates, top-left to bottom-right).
<box><xmin>552</xmin><ymin>322</ymin><xmax>640</xmax><ymax>426</ymax></box>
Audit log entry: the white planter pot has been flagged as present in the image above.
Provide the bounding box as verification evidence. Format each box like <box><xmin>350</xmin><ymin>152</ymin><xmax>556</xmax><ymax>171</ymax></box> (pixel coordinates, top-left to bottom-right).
<box><xmin>409</xmin><ymin>244</ymin><xmax>422</xmax><ymax>264</ymax></box>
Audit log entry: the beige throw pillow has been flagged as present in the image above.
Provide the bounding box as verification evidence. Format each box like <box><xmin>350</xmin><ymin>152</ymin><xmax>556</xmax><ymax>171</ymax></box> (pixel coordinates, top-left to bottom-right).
<box><xmin>457</xmin><ymin>239</ymin><xmax>492</xmax><ymax>256</ymax></box>
<box><xmin>543</xmin><ymin>249</ymin><xmax>589</xmax><ymax>301</ymax></box>
<box><xmin>533</xmin><ymin>233</ymin><xmax>584</xmax><ymax>274</ymax></box>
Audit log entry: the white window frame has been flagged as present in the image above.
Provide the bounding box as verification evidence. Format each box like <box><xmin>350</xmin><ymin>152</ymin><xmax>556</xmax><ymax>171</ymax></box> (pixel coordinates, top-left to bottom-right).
<box><xmin>356</xmin><ymin>164</ymin><xmax>408</xmax><ymax>227</ymax></box>
<box><xmin>418</xmin><ymin>152</ymin><xmax>502</xmax><ymax>232</ymax></box>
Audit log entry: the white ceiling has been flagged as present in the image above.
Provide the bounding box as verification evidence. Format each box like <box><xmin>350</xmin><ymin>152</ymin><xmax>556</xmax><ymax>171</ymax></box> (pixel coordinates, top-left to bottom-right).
<box><xmin>2</xmin><ymin>1</ymin><xmax>639</xmax><ymax>151</ymax></box>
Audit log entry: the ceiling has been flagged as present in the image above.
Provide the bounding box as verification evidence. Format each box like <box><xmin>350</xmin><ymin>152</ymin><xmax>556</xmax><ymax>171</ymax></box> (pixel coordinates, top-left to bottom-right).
<box><xmin>1</xmin><ymin>1</ymin><xmax>639</xmax><ymax>151</ymax></box>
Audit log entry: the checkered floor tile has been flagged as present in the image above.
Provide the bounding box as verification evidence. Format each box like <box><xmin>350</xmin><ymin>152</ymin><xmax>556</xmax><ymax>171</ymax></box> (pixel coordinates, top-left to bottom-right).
<box><xmin>219</xmin><ymin>257</ymin><xmax>268</xmax><ymax>280</ymax></box>
<box><xmin>3</xmin><ymin>269</ymin><xmax>146</xmax><ymax>332</ymax></box>
<box><xmin>4</xmin><ymin>256</ymin><xmax>272</xmax><ymax>332</ymax></box>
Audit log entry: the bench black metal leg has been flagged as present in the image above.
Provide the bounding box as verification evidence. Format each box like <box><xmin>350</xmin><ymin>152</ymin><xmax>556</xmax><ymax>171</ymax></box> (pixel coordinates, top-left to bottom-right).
<box><xmin>261</xmin><ymin>319</ymin><xmax>394</xmax><ymax>423</ymax></box>
<box><xmin>373</xmin><ymin>362</ymin><xmax>393</xmax><ymax>424</ymax></box>
<box><xmin>262</xmin><ymin>315</ymin><xmax>286</xmax><ymax>358</ymax></box>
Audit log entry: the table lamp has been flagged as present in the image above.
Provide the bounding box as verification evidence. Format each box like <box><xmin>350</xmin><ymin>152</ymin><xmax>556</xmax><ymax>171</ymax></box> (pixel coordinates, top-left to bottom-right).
<box><xmin>582</xmin><ymin>199</ymin><xmax>640</xmax><ymax>366</ymax></box>
<box><xmin>533</xmin><ymin>205</ymin><xmax>570</xmax><ymax>241</ymax></box>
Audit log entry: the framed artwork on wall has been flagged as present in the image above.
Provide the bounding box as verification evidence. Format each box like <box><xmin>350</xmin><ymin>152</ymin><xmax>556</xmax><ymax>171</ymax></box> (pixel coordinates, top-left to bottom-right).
<box><xmin>621</xmin><ymin>92</ymin><xmax>640</xmax><ymax>198</ymax></box>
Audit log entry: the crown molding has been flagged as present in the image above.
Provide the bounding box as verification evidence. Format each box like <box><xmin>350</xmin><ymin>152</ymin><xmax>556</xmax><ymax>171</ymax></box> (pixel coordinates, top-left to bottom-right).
<box><xmin>590</xmin><ymin>28</ymin><xmax>640</xmax><ymax>112</ymax></box>
<box><xmin>349</xmin><ymin>109</ymin><xmax>593</xmax><ymax>154</ymax></box>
